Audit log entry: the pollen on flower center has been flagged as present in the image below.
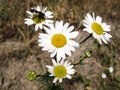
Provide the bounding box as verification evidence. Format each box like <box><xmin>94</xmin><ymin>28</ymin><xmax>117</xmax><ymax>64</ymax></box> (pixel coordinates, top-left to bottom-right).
<box><xmin>53</xmin><ymin>65</ymin><xmax>67</xmax><ymax>78</ymax></box>
<box><xmin>33</xmin><ymin>12</ymin><xmax>45</xmax><ymax>24</ymax></box>
<box><xmin>52</xmin><ymin>34</ymin><xmax>66</xmax><ymax>48</ymax></box>
<box><xmin>92</xmin><ymin>22</ymin><xmax>103</xmax><ymax>35</ymax></box>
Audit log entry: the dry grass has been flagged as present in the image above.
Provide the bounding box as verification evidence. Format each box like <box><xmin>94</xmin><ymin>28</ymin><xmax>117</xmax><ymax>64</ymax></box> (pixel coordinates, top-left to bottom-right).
<box><xmin>0</xmin><ymin>0</ymin><xmax>120</xmax><ymax>90</ymax></box>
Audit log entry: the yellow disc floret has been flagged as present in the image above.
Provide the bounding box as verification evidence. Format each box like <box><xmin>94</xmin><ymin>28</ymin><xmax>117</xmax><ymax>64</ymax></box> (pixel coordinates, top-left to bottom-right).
<box><xmin>92</xmin><ymin>22</ymin><xmax>103</xmax><ymax>35</ymax></box>
<box><xmin>52</xmin><ymin>34</ymin><xmax>66</xmax><ymax>48</ymax></box>
<box><xmin>53</xmin><ymin>65</ymin><xmax>67</xmax><ymax>78</ymax></box>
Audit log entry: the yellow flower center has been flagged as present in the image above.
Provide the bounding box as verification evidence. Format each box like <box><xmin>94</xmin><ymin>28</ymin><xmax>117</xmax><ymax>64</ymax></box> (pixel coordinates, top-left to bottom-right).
<box><xmin>92</xmin><ymin>22</ymin><xmax>103</xmax><ymax>35</ymax></box>
<box><xmin>52</xmin><ymin>34</ymin><xmax>66</xmax><ymax>48</ymax></box>
<box><xmin>53</xmin><ymin>65</ymin><xmax>67</xmax><ymax>78</ymax></box>
<box><xmin>32</xmin><ymin>12</ymin><xmax>45</xmax><ymax>24</ymax></box>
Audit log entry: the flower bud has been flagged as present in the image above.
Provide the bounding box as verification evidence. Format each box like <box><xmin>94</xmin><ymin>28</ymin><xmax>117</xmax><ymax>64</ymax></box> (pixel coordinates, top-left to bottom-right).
<box><xmin>27</xmin><ymin>71</ymin><xmax>36</xmax><ymax>81</ymax></box>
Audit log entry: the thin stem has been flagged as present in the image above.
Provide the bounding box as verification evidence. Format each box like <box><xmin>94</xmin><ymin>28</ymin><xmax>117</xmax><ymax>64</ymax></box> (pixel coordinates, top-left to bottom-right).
<box><xmin>79</xmin><ymin>34</ymin><xmax>92</xmax><ymax>44</ymax></box>
<box><xmin>16</xmin><ymin>25</ymin><xmax>32</xmax><ymax>52</ymax></box>
<box><xmin>73</xmin><ymin>56</ymin><xmax>87</xmax><ymax>65</ymax></box>
<box><xmin>16</xmin><ymin>26</ymin><xmax>26</xmax><ymax>42</ymax></box>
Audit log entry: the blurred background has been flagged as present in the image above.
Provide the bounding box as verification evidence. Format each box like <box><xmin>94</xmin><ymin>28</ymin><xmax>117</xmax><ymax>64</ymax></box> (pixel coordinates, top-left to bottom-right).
<box><xmin>0</xmin><ymin>0</ymin><xmax>120</xmax><ymax>90</ymax></box>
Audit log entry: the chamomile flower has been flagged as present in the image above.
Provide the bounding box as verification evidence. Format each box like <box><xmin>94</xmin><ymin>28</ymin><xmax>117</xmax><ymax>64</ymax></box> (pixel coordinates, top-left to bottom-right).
<box><xmin>38</xmin><ymin>21</ymin><xmax>79</xmax><ymax>61</ymax></box>
<box><xmin>102</xmin><ymin>73</ymin><xmax>107</xmax><ymax>79</ymax></box>
<box><xmin>83</xmin><ymin>13</ymin><xmax>112</xmax><ymax>44</ymax></box>
<box><xmin>24</xmin><ymin>5</ymin><xmax>53</xmax><ymax>31</ymax></box>
<box><xmin>46</xmin><ymin>59</ymin><xmax>75</xmax><ymax>83</ymax></box>
<box><xmin>109</xmin><ymin>67</ymin><xmax>113</xmax><ymax>73</ymax></box>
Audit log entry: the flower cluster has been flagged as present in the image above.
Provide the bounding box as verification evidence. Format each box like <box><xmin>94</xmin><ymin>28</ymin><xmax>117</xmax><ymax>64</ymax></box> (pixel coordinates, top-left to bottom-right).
<box><xmin>24</xmin><ymin>5</ymin><xmax>112</xmax><ymax>84</ymax></box>
<box><xmin>102</xmin><ymin>67</ymin><xmax>114</xmax><ymax>79</ymax></box>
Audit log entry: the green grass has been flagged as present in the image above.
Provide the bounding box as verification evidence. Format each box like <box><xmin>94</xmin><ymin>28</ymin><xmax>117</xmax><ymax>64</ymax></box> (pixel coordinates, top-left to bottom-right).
<box><xmin>0</xmin><ymin>0</ymin><xmax>120</xmax><ymax>90</ymax></box>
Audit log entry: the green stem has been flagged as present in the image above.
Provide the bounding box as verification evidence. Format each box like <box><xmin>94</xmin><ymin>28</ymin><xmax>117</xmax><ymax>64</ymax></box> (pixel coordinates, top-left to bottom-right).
<box><xmin>79</xmin><ymin>34</ymin><xmax>92</xmax><ymax>44</ymax></box>
<box><xmin>73</xmin><ymin>55</ymin><xmax>87</xmax><ymax>65</ymax></box>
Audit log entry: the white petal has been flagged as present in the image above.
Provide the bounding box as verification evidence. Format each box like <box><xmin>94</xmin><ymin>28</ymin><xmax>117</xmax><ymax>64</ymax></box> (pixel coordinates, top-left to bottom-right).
<box><xmin>58</xmin><ymin>78</ymin><xmax>63</xmax><ymax>83</ymax></box>
<box><xmin>36</xmin><ymin>6</ymin><xmax>40</xmax><ymax>11</ymax></box>
<box><xmin>66</xmin><ymin>75</ymin><xmax>72</xmax><ymax>79</ymax></box>
<box><xmin>96</xmin><ymin>16</ymin><xmax>102</xmax><ymax>23</ymax></box>
<box><xmin>86</xmin><ymin>13</ymin><xmax>94</xmax><ymax>23</ymax></box>
<box><xmin>67</xmin><ymin>69</ymin><xmax>75</xmax><ymax>74</ymax></box>
<box><xmin>83</xmin><ymin>27</ymin><xmax>93</xmax><ymax>33</ymax></box>
<box><xmin>44</xmin><ymin>27</ymin><xmax>51</xmax><ymax>35</ymax></box>
<box><xmin>53</xmin><ymin>78</ymin><xmax>58</xmax><ymax>83</ymax></box>
<box><xmin>66</xmin><ymin>45</ymin><xmax>75</xmax><ymax>52</ymax></box>
<box><xmin>93</xmin><ymin>33</ymin><xmax>102</xmax><ymax>44</ymax></box>
<box><xmin>39</xmin><ymin>33</ymin><xmax>50</xmax><ymax>39</ymax></box>
<box><xmin>102</xmin><ymin>23</ymin><xmax>111</xmax><ymax>31</ymax></box>
<box><xmin>68</xmin><ymin>40</ymin><xmax>79</xmax><ymax>47</ymax></box>
<box><xmin>42</xmin><ymin>7</ymin><xmax>47</xmax><ymax>12</ymax></box>
<box><xmin>63</xmin><ymin>61</ymin><xmax>69</xmax><ymax>67</ymax></box>
<box><xmin>46</xmin><ymin>65</ymin><xmax>53</xmax><ymax>73</ymax></box>
<box><xmin>46</xmin><ymin>65</ymin><xmax>52</xmax><ymax>69</ymax></box>
<box><xmin>60</xmin><ymin>59</ymin><xmax>64</xmax><ymax>65</ymax></box>
<box><xmin>55</xmin><ymin>21</ymin><xmax>63</xmax><ymax>33</ymax></box>
<box><xmin>64</xmin><ymin>46</ymin><xmax>72</xmax><ymax>56</ymax></box>
<box><xmin>101</xmin><ymin>35</ymin><xmax>108</xmax><ymax>44</ymax></box>
<box><xmin>67</xmin><ymin>65</ymin><xmax>74</xmax><ymax>70</ymax></box>
<box><xmin>65</xmin><ymin>31</ymin><xmax>79</xmax><ymax>39</ymax></box>
<box><xmin>49</xmin><ymin>74</ymin><xmax>53</xmax><ymax>76</ymax></box>
<box><xmin>35</xmin><ymin>24</ymin><xmax>40</xmax><ymax>31</ymax></box>
<box><xmin>45</xmin><ymin>20</ymin><xmax>54</xmax><ymax>24</ymax></box>
<box><xmin>45</xmin><ymin>11</ymin><xmax>53</xmax><ymax>17</ymax></box>
<box><xmin>49</xmin><ymin>24</ymin><xmax>56</xmax><ymax>32</ymax></box>
<box><xmin>63</xmin><ymin>22</ymin><xmax>69</xmax><ymax>31</ymax></box>
<box><xmin>24</xmin><ymin>19</ymin><xmax>34</xmax><ymax>25</ymax></box>
<box><xmin>50</xmin><ymin>50</ymin><xmax>57</xmax><ymax>57</ymax></box>
<box><xmin>98</xmin><ymin>38</ymin><xmax>102</xmax><ymax>44</ymax></box>
<box><xmin>48</xmin><ymin>15</ymin><xmax>54</xmax><ymax>19</ymax></box>
<box><xmin>26</xmin><ymin>11</ymin><xmax>33</xmax><ymax>15</ymax></box>
<box><xmin>56</xmin><ymin>50</ymin><xmax>63</xmax><ymax>61</ymax></box>
<box><xmin>104</xmin><ymin>33</ymin><xmax>112</xmax><ymax>39</ymax></box>
<box><xmin>52</xmin><ymin>59</ymin><xmax>57</xmax><ymax>66</ymax></box>
<box><xmin>66</xmin><ymin>26</ymin><xmax>74</xmax><ymax>33</ymax></box>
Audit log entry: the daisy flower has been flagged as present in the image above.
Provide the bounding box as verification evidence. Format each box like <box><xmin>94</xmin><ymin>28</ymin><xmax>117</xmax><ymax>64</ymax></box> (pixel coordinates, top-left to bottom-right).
<box><xmin>83</xmin><ymin>13</ymin><xmax>112</xmax><ymax>44</ymax></box>
<box><xmin>109</xmin><ymin>67</ymin><xmax>113</xmax><ymax>73</ymax></box>
<box><xmin>38</xmin><ymin>21</ymin><xmax>79</xmax><ymax>61</ymax></box>
<box><xmin>102</xmin><ymin>73</ymin><xmax>107</xmax><ymax>79</ymax></box>
<box><xmin>46</xmin><ymin>59</ymin><xmax>75</xmax><ymax>83</ymax></box>
<box><xmin>24</xmin><ymin>5</ymin><xmax>53</xmax><ymax>31</ymax></box>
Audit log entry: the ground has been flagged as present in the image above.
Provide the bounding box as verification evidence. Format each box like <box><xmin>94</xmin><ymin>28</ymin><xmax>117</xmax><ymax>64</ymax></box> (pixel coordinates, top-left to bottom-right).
<box><xmin>0</xmin><ymin>0</ymin><xmax>120</xmax><ymax>90</ymax></box>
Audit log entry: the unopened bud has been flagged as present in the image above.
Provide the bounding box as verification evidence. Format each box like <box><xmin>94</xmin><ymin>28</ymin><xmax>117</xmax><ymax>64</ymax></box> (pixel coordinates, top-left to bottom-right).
<box><xmin>85</xmin><ymin>50</ymin><xmax>92</xmax><ymax>57</ymax></box>
<box><xmin>27</xmin><ymin>71</ymin><xmax>36</xmax><ymax>81</ymax></box>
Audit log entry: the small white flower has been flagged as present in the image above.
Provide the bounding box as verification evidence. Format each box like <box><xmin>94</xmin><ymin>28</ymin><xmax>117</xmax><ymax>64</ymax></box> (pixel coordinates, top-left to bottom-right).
<box><xmin>109</xmin><ymin>67</ymin><xmax>113</xmax><ymax>73</ymax></box>
<box><xmin>83</xmin><ymin>13</ymin><xmax>112</xmax><ymax>44</ymax></box>
<box><xmin>46</xmin><ymin>59</ymin><xmax>75</xmax><ymax>83</ymax></box>
<box><xmin>24</xmin><ymin>5</ymin><xmax>53</xmax><ymax>31</ymax></box>
<box><xmin>102</xmin><ymin>73</ymin><xmax>107</xmax><ymax>79</ymax></box>
<box><xmin>38</xmin><ymin>21</ymin><xmax>79</xmax><ymax>61</ymax></box>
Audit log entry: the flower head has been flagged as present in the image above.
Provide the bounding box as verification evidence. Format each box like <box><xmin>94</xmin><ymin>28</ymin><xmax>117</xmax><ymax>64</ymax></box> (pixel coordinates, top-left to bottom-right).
<box><xmin>102</xmin><ymin>73</ymin><xmax>107</xmax><ymax>79</ymax></box>
<box><xmin>24</xmin><ymin>5</ymin><xmax>53</xmax><ymax>31</ymax></box>
<box><xmin>83</xmin><ymin>13</ymin><xmax>112</xmax><ymax>44</ymax></box>
<box><xmin>46</xmin><ymin>59</ymin><xmax>75</xmax><ymax>83</ymax></box>
<box><xmin>27</xmin><ymin>71</ymin><xmax>37</xmax><ymax>81</ymax></box>
<box><xmin>38</xmin><ymin>21</ymin><xmax>79</xmax><ymax>61</ymax></box>
<box><xmin>109</xmin><ymin>67</ymin><xmax>113</xmax><ymax>73</ymax></box>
